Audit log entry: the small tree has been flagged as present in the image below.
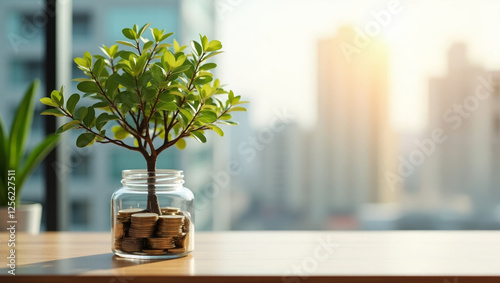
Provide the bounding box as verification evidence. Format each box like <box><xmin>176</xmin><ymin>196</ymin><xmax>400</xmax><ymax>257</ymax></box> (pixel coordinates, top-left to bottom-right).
<box><xmin>41</xmin><ymin>24</ymin><xmax>247</xmax><ymax>215</ymax></box>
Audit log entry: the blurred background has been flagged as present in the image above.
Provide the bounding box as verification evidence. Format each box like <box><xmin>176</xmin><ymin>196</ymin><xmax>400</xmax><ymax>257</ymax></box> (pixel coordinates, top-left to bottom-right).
<box><xmin>2</xmin><ymin>0</ymin><xmax>500</xmax><ymax>231</ymax></box>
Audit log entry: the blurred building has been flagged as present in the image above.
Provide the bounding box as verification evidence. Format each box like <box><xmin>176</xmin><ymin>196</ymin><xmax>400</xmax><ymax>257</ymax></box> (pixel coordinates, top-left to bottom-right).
<box><xmin>312</xmin><ymin>26</ymin><xmax>399</xmax><ymax>229</ymax></box>
<box><xmin>423</xmin><ymin>43</ymin><xmax>500</xmax><ymax>228</ymax></box>
<box><xmin>0</xmin><ymin>0</ymin><xmax>217</xmax><ymax>231</ymax></box>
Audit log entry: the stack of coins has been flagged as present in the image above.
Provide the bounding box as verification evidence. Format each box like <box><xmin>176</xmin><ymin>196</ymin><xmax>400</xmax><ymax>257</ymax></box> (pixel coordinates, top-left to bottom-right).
<box><xmin>146</xmin><ymin>238</ymin><xmax>175</xmax><ymax>249</ymax></box>
<box><xmin>128</xmin><ymin>213</ymin><xmax>159</xmax><ymax>238</ymax></box>
<box><xmin>161</xmin><ymin>207</ymin><xmax>180</xmax><ymax>215</ymax></box>
<box><xmin>117</xmin><ymin>208</ymin><xmax>145</xmax><ymax>222</ymax></box>
<box><xmin>121</xmin><ymin>238</ymin><xmax>143</xmax><ymax>252</ymax></box>
<box><xmin>142</xmin><ymin>249</ymin><xmax>167</xmax><ymax>255</ymax></box>
<box><xmin>113</xmin><ymin>238</ymin><xmax>123</xmax><ymax>250</ymax></box>
<box><xmin>156</xmin><ymin>215</ymin><xmax>184</xmax><ymax>238</ymax></box>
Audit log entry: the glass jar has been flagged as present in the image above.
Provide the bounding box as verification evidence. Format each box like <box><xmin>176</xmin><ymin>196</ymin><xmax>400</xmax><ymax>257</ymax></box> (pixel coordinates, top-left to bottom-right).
<box><xmin>111</xmin><ymin>169</ymin><xmax>194</xmax><ymax>259</ymax></box>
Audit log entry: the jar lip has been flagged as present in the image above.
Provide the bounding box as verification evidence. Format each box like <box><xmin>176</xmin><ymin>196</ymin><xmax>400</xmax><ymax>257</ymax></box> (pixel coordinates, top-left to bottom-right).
<box><xmin>122</xmin><ymin>169</ymin><xmax>184</xmax><ymax>186</ymax></box>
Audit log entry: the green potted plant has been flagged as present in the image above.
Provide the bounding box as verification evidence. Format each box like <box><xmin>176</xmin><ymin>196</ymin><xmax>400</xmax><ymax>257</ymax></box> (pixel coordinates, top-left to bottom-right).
<box><xmin>0</xmin><ymin>79</ymin><xmax>60</xmax><ymax>234</ymax></box>
<box><xmin>41</xmin><ymin>24</ymin><xmax>247</xmax><ymax>258</ymax></box>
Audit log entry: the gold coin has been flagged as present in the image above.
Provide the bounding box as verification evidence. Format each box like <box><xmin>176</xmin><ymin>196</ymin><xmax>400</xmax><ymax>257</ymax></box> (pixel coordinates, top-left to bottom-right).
<box><xmin>118</xmin><ymin>208</ymin><xmax>146</xmax><ymax>215</ymax></box>
<box><xmin>167</xmin><ymin>248</ymin><xmax>186</xmax><ymax>253</ymax></box>
<box><xmin>142</xmin><ymin>249</ymin><xmax>167</xmax><ymax>255</ymax></box>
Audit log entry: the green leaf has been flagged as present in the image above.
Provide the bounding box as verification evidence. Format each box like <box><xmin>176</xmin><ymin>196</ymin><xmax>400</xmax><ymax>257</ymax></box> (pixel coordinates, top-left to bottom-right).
<box><xmin>96</xmin><ymin>113</ymin><xmax>119</xmax><ymax>131</ymax></box>
<box><xmin>178</xmin><ymin>108</ymin><xmax>193</xmax><ymax>124</ymax></box>
<box><xmin>138</xmin><ymin>23</ymin><xmax>152</xmax><ymax>37</ymax></box>
<box><xmin>207</xmin><ymin>40</ymin><xmax>222</xmax><ymax>52</ymax></box>
<box><xmin>200</xmin><ymin>35</ymin><xmax>208</xmax><ymax>51</ymax></box>
<box><xmin>191</xmin><ymin>131</ymin><xmax>207</xmax><ymax>143</ymax></box>
<box><xmin>0</xmin><ymin>115</ymin><xmax>7</xmax><ymax>176</ymax></box>
<box><xmin>159</xmin><ymin>32</ymin><xmax>173</xmax><ymax>42</ymax></box>
<box><xmin>76</xmin><ymin>133</ymin><xmax>96</xmax><ymax>148</ymax></box>
<box><xmin>199</xmin><ymin>63</ymin><xmax>217</xmax><ymax>71</ymax></box>
<box><xmin>197</xmin><ymin>110</ymin><xmax>217</xmax><ymax>123</ymax></box>
<box><xmin>217</xmin><ymin>120</ymin><xmax>238</xmax><ymax>126</ymax></box>
<box><xmin>134</xmin><ymin>51</ymin><xmax>150</xmax><ymax>76</ymax></box>
<box><xmin>50</xmin><ymin>90</ymin><xmax>63</xmax><ymax>106</ymax></box>
<box><xmin>207</xmin><ymin>124</ymin><xmax>224</xmax><ymax>137</ymax></box>
<box><xmin>157</xmin><ymin>102</ymin><xmax>178</xmax><ymax>111</ymax></box>
<box><xmin>112</xmin><ymin>125</ymin><xmax>129</xmax><ymax>140</ymax></box>
<box><xmin>191</xmin><ymin>40</ymin><xmax>202</xmax><ymax>56</ymax></box>
<box><xmin>92</xmin><ymin>58</ymin><xmax>105</xmax><ymax>77</ymax></box>
<box><xmin>66</xmin><ymin>93</ymin><xmax>80</xmax><ymax>114</ymax></box>
<box><xmin>109</xmin><ymin>45</ymin><xmax>118</xmax><ymax>58</ymax></box>
<box><xmin>162</xmin><ymin>50</ymin><xmax>176</xmax><ymax>70</ymax></box>
<box><xmin>194</xmin><ymin>76</ymin><xmax>213</xmax><ymax>85</ymax></box>
<box><xmin>173</xmin><ymin>39</ymin><xmax>186</xmax><ymax>53</ymax></box>
<box><xmin>74</xmin><ymin>57</ymin><xmax>88</xmax><ymax>68</ymax></box>
<box><xmin>73</xmin><ymin>107</ymin><xmax>88</xmax><ymax>121</ymax></box>
<box><xmin>77</xmin><ymin>81</ymin><xmax>100</xmax><ymax>93</ymax></box>
<box><xmin>122</xmin><ymin>28</ymin><xmax>137</xmax><ymax>40</ymax></box>
<box><xmin>175</xmin><ymin>138</ymin><xmax>186</xmax><ymax>150</ymax></box>
<box><xmin>116</xmin><ymin>40</ymin><xmax>137</xmax><ymax>48</ymax></box>
<box><xmin>56</xmin><ymin>120</ymin><xmax>80</xmax><ymax>134</ymax></box>
<box><xmin>41</xmin><ymin>109</ymin><xmax>65</xmax><ymax>117</ymax></box>
<box><xmin>175</xmin><ymin>54</ymin><xmax>187</xmax><ymax>68</ymax></box>
<box><xmin>113</xmin><ymin>73</ymin><xmax>136</xmax><ymax>88</ymax></box>
<box><xmin>40</xmin><ymin>97</ymin><xmax>59</xmax><ymax>107</ymax></box>
<box><xmin>220</xmin><ymin>113</ymin><xmax>232</xmax><ymax>120</ymax></box>
<box><xmin>84</xmin><ymin>51</ymin><xmax>93</xmax><ymax>67</ymax></box>
<box><xmin>83</xmin><ymin>107</ymin><xmax>95</xmax><ymax>127</ymax></box>
<box><xmin>204</xmin><ymin>51</ymin><xmax>224</xmax><ymax>60</ymax></box>
<box><xmin>228</xmin><ymin>106</ymin><xmax>247</xmax><ymax>112</ymax></box>
<box><xmin>143</xmin><ymin>40</ymin><xmax>154</xmax><ymax>51</ymax></box>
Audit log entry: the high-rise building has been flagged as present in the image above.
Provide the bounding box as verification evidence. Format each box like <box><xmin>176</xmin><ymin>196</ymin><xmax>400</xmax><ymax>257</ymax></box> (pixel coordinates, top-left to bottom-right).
<box><xmin>311</xmin><ymin>26</ymin><xmax>398</xmax><ymax>227</ymax></box>
<box><xmin>425</xmin><ymin>43</ymin><xmax>500</xmax><ymax>224</ymax></box>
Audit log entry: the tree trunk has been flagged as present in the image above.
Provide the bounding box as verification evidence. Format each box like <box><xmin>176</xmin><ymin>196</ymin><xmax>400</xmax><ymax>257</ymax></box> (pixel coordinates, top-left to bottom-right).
<box><xmin>146</xmin><ymin>155</ymin><xmax>162</xmax><ymax>215</ymax></box>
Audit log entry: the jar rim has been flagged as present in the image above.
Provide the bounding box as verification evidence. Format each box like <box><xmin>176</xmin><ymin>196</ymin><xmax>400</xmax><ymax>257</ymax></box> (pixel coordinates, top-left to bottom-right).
<box><xmin>122</xmin><ymin>169</ymin><xmax>184</xmax><ymax>186</ymax></box>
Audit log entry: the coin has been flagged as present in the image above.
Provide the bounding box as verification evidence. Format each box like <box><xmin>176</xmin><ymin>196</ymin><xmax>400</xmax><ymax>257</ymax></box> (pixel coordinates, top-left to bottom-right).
<box><xmin>121</xmin><ymin>237</ymin><xmax>143</xmax><ymax>252</ymax></box>
<box><xmin>142</xmin><ymin>249</ymin><xmax>167</xmax><ymax>255</ymax></box>
<box><xmin>114</xmin><ymin>221</ymin><xmax>125</xmax><ymax>239</ymax></box>
<box><xmin>167</xmin><ymin>248</ymin><xmax>186</xmax><ymax>253</ymax></box>
<box><xmin>118</xmin><ymin>208</ymin><xmax>146</xmax><ymax>215</ymax></box>
<box><xmin>161</xmin><ymin>207</ymin><xmax>180</xmax><ymax>214</ymax></box>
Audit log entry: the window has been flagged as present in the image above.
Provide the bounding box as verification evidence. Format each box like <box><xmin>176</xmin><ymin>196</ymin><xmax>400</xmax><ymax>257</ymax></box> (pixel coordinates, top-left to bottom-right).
<box><xmin>72</xmin><ymin>13</ymin><xmax>91</xmax><ymax>40</ymax></box>
<box><xmin>9</xmin><ymin>60</ymin><xmax>43</xmax><ymax>86</ymax></box>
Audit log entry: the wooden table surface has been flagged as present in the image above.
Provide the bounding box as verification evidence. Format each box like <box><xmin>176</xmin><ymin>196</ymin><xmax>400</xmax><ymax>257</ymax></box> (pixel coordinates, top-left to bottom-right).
<box><xmin>1</xmin><ymin>231</ymin><xmax>500</xmax><ymax>282</ymax></box>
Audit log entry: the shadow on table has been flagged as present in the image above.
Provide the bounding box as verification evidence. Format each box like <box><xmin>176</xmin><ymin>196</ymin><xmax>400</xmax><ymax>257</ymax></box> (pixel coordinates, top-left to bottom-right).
<box><xmin>1</xmin><ymin>253</ymin><xmax>166</xmax><ymax>275</ymax></box>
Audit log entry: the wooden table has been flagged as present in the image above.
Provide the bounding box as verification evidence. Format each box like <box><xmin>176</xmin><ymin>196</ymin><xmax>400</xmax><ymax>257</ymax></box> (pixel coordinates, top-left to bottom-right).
<box><xmin>1</xmin><ymin>231</ymin><xmax>499</xmax><ymax>282</ymax></box>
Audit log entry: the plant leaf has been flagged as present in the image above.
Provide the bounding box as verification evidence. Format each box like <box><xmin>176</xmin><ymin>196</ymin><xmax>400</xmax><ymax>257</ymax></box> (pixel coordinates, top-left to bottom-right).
<box><xmin>199</xmin><ymin>63</ymin><xmax>217</xmax><ymax>71</ymax></box>
<box><xmin>40</xmin><ymin>97</ymin><xmax>59</xmax><ymax>107</ymax></box>
<box><xmin>112</xmin><ymin>125</ymin><xmax>129</xmax><ymax>140</ymax></box>
<box><xmin>228</xmin><ymin>106</ymin><xmax>247</xmax><ymax>112</ymax></box>
<box><xmin>207</xmin><ymin>40</ymin><xmax>222</xmax><ymax>52</ymax></box>
<box><xmin>9</xmin><ymin>80</ymin><xmax>38</xmax><ymax>168</ymax></box>
<box><xmin>50</xmin><ymin>90</ymin><xmax>64</xmax><ymax>106</ymax></box>
<box><xmin>83</xmin><ymin>107</ymin><xmax>95</xmax><ymax>127</ymax></box>
<box><xmin>41</xmin><ymin>109</ymin><xmax>65</xmax><ymax>117</ymax></box>
<box><xmin>191</xmin><ymin>131</ymin><xmax>207</xmax><ymax>143</ymax></box>
<box><xmin>56</xmin><ymin>120</ymin><xmax>80</xmax><ymax>134</ymax></box>
<box><xmin>76</xmin><ymin>133</ymin><xmax>96</xmax><ymax>148</ymax></box>
<box><xmin>191</xmin><ymin>40</ymin><xmax>202</xmax><ymax>56</ymax></box>
<box><xmin>96</xmin><ymin>113</ymin><xmax>119</xmax><ymax>131</ymax></box>
<box><xmin>66</xmin><ymin>93</ymin><xmax>80</xmax><ymax>114</ymax></box>
<box><xmin>207</xmin><ymin>124</ymin><xmax>224</xmax><ymax>137</ymax></box>
<box><xmin>157</xmin><ymin>102</ymin><xmax>178</xmax><ymax>111</ymax></box>
<box><xmin>77</xmin><ymin>81</ymin><xmax>100</xmax><ymax>93</ymax></box>
<box><xmin>197</xmin><ymin>110</ymin><xmax>217</xmax><ymax>123</ymax></box>
<box><xmin>175</xmin><ymin>138</ymin><xmax>186</xmax><ymax>150</ymax></box>
<box><xmin>116</xmin><ymin>40</ymin><xmax>137</xmax><ymax>48</ymax></box>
